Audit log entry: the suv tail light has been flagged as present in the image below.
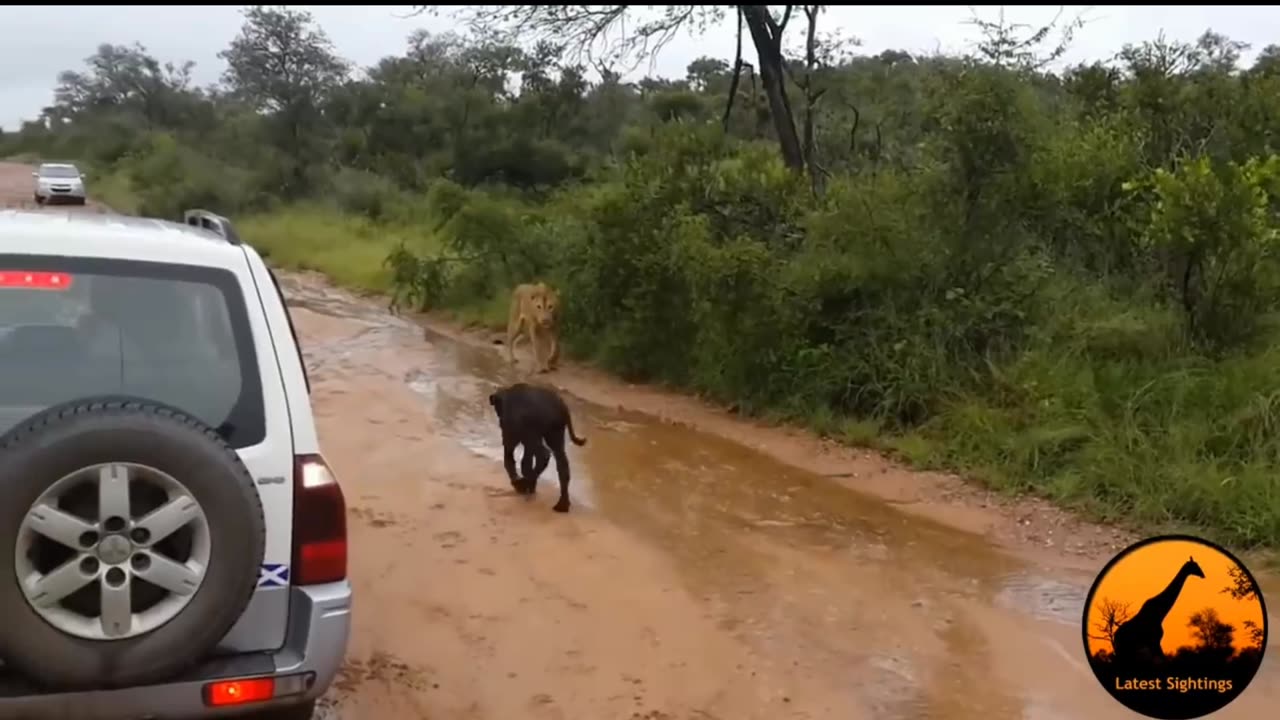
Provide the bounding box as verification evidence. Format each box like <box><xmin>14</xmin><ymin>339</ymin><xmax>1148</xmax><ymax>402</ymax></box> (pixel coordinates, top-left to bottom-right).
<box><xmin>291</xmin><ymin>454</ymin><xmax>347</xmax><ymax>585</ymax></box>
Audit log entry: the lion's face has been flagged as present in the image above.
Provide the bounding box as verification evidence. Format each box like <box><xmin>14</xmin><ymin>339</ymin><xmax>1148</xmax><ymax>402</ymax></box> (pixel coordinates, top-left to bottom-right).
<box><xmin>526</xmin><ymin>295</ymin><xmax>547</xmax><ymax>326</ymax></box>
<box><xmin>539</xmin><ymin>291</ymin><xmax>559</xmax><ymax>327</ymax></box>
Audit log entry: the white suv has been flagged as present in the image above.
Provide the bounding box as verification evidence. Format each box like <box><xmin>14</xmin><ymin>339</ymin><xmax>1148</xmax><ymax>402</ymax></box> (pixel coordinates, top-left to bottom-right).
<box><xmin>0</xmin><ymin>208</ymin><xmax>351</xmax><ymax>719</ymax></box>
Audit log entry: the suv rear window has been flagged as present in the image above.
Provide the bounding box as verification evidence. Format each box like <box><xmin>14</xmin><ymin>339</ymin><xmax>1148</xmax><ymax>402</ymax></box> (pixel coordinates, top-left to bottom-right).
<box><xmin>0</xmin><ymin>255</ymin><xmax>265</xmax><ymax>448</ymax></box>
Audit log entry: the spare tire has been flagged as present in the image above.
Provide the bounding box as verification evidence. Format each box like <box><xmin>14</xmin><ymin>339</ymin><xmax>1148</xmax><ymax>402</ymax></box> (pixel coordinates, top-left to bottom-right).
<box><xmin>0</xmin><ymin>396</ymin><xmax>266</xmax><ymax>690</ymax></box>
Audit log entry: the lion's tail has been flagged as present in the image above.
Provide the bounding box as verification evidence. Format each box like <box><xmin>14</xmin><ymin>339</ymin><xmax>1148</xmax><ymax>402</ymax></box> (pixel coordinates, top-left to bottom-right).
<box><xmin>566</xmin><ymin>412</ymin><xmax>587</xmax><ymax>446</ymax></box>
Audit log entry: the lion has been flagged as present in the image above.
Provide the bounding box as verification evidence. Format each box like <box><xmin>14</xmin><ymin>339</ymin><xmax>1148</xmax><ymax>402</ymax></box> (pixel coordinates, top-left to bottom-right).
<box><xmin>506</xmin><ymin>282</ymin><xmax>561</xmax><ymax>373</ymax></box>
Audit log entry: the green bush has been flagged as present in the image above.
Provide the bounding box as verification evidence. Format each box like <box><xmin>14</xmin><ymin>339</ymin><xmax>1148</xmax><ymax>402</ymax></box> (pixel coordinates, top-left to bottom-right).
<box><xmin>1135</xmin><ymin>155</ymin><xmax>1280</xmax><ymax>350</ymax></box>
<box><xmin>121</xmin><ymin>133</ymin><xmax>254</xmax><ymax>220</ymax></box>
<box><xmin>327</xmin><ymin>167</ymin><xmax>405</xmax><ymax>221</ymax></box>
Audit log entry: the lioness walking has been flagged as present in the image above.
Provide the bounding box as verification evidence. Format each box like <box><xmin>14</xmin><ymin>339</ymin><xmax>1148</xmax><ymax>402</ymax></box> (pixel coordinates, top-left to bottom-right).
<box><xmin>506</xmin><ymin>282</ymin><xmax>561</xmax><ymax>373</ymax></box>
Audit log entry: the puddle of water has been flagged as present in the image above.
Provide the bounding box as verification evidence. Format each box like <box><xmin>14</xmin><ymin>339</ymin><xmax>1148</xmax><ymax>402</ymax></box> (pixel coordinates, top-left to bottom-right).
<box><xmin>995</xmin><ymin>575</ymin><xmax>1087</xmax><ymax>626</ymax></box>
<box><xmin>282</xmin><ymin>276</ymin><xmax>1279</xmax><ymax>719</ymax></box>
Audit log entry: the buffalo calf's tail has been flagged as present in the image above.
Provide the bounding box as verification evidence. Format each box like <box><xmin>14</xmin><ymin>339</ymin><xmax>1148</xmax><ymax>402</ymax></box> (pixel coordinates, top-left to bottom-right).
<box><xmin>566</xmin><ymin>413</ymin><xmax>587</xmax><ymax>446</ymax></box>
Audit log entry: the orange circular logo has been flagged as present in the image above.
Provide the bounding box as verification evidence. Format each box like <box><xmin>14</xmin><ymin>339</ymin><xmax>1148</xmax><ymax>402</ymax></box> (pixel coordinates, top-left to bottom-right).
<box><xmin>1082</xmin><ymin>534</ymin><xmax>1268</xmax><ymax>719</ymax></box>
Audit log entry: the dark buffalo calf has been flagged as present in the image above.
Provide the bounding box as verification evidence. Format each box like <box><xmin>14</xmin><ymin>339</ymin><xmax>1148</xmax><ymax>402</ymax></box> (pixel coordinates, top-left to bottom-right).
<box><xmin>488</xmin><ymin>382</ymin><xmax>587</xmax><ymax>512</ymax></box>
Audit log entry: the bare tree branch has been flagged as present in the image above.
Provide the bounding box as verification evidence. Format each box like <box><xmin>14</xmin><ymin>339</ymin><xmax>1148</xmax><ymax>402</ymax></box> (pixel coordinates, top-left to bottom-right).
<box><xmin>1088</xmin><ymin>597</ymin><xmax>1132</xmax><ymax>649</ymax></box>
<box><xmin>1221</xmin><ymin>563</ymin><xmax>1260</xmax><ymax>601</ymax></box>
<box><xmin>414</xmin><ymin>4</ymin><xmax>805</xmax><ymax>172</ymax></box>
<box><xmin>845</xmin><ymin>101</ymin><xmax>859</xmax><ymax>153</ymax></box>
<box><xmin>801</xmin><ymin>4</ymin><xmax>823</xmax><ymax>196</ymax></box>
<box><xmin>964</xmin><ymin>5</ymin><xmax>1092</xmax><ymax>71</ymax></box>
<box><xmin>418</xmin><ymin>5</ymin><xmax>725</xmax><ymax>76</ymax></box>
<box><xmin>777</xmin><ymin>5</ymin><xmax>795</xmax><ymax>37</ymax></box>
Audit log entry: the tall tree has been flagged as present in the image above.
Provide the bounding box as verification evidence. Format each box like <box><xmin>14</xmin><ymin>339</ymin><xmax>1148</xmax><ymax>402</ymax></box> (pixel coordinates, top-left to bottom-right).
<box><xmin>219</xmin><ymin>5</ymin><xmax>349</xmax><ymax>191</ymax></box>
<box><xmin>52</xmin><ymin>43</ymin><xmax>197</xmax><ymax>129</ymax></box>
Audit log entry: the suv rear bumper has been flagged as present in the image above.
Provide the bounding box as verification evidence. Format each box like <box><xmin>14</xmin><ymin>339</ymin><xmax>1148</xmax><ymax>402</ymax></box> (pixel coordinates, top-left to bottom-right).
<box><xmin>0</xmin><ymin>580</ymin><xmax>352</xmax><ymax>720</ymax></box>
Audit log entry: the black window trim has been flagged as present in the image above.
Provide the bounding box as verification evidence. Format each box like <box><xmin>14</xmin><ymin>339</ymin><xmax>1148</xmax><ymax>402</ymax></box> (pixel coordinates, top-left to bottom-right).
<box><xmin>264</xmin><ymin>267</ymin><xmax>310</xmax><ymax>395</ymax></box>
<box><xmin>0</xmin><ymin>253</ymin><xmax>267</xmax><ymax>448</ymax></box>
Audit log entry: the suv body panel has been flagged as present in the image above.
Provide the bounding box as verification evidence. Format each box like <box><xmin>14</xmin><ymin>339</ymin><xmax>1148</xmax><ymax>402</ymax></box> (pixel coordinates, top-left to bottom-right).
<box><xmin>0</xmin><ymin>223</ymin><xmax>294</xmax><ymax>654</ymax></box>
<box><xmin>242</xmin><ymin>247</ymin><xmax>319</xmax><ymax>455</ymax></box>
<box><xmin>215</xmin><ymin>245</ymin><xmax>322</xmax><ymax>653</ymax></box>
<box><xmin>0</xmin><ymin>581</ymin><xmax>352</xmax><ymax>719</ymax></box>
<box><xmin>0</xmin><ymin>208</ymin><xmax>350</xmax><ymax>716</ymax></box>
<box><xmin>0</xmin><ymin>212</ymin><xmax>244</xmax><ymax>269</ymax></box>
<box><xmin>209</xmin><ymin>245</ymin><xmax>295</xmax><ymax>653</ymax></box>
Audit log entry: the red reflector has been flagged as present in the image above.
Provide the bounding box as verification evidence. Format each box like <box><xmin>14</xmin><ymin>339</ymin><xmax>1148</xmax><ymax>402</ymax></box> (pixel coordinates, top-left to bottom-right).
<box><xmin>298</xmin><ymin>540</ymin><xmax>347</xmax><ymax>585</ymax></box>
<box><xmin>0</xmin><ymin>271</ymin><xmax>73</xmax><ymax>291</ymax></box>
<box><xmin>205</xmin><ymin>677</ymin><xmax>275</xmax><ymax>707</ymax></box>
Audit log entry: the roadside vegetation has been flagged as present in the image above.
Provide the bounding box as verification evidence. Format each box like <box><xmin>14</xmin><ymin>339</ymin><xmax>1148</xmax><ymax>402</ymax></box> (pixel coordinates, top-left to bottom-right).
<box><xmin>4</xmin><ymin>6</ymin><xmax>1280</xmax><ymax>550</ymax></box>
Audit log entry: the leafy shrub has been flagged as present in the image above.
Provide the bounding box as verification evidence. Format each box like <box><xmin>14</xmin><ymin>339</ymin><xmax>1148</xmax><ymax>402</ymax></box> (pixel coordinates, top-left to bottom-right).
<box><xmin>1135</xmin><ymin>155</ymin><xmax>1280</xmax><ymax>350</ymax></box>
<box><xmin>328</xmin><ymin>167</ymin><xmax>403</xmax><ymax>221</ymax></box>
<box><xmin>120</xmin><ymin>133</ymin><xmax>253</xmax><ymax>220</ymax></box>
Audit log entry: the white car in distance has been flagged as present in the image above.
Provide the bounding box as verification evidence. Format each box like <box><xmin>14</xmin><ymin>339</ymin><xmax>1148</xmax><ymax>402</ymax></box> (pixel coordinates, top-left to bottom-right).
<box><xmin>32</xmin><ymin>163</ymin><xmax>88</xmax><ymax>206</ymax></box>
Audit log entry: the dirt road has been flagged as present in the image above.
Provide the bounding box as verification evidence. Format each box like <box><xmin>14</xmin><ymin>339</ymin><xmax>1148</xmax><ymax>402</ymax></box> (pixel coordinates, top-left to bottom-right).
<box><xmin>1</xmin><ymin>162</ymin><xmax>1276</xmax><ymax>719</ymax></box>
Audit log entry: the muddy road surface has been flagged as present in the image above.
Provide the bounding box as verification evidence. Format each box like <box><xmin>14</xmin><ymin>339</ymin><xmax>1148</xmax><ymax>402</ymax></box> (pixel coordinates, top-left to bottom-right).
<box><xmin>281</xmin><ymin>274</ymin><xmax>1278</xmax><ymax>720</ymax></box>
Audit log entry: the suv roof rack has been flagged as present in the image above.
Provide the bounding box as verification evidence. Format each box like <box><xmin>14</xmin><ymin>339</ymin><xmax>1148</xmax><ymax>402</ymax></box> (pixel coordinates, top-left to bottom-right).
<box><xmin>182</xmin><ymin>209</ymin><xmax>242</xmax><ymax>246</ymax></box>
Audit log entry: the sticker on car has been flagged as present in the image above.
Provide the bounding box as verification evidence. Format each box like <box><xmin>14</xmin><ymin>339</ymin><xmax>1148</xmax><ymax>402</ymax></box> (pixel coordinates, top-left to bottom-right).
<box><xmin>257</xmin><ymin>563</ymin><xmax>291</xmax><ymax>588</ymax></box>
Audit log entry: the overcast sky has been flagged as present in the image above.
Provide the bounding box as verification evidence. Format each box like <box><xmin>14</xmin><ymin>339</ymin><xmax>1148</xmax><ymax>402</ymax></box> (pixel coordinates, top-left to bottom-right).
<box><xmin>1</xmin><ymin>5</ymin><xmax>1276</xmax><ymax>130</ymax></box>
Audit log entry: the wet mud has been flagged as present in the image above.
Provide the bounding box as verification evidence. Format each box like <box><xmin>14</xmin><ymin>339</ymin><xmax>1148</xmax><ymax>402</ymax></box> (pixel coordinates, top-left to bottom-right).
<box><xmin>277</xmin><ymin>272</ymin><xmax>1279</xmax><ymax>720</ymax></box>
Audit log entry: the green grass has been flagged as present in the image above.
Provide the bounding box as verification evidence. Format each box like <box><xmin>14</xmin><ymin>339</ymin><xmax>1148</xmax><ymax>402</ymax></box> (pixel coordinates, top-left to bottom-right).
<box><xmin>445</xmin><ymin>291</ymin><xmax>509</xmax><ymax>330</ymax></box>
<box><xmin>238</xmin><ymin>204</ymin><xmax>443</xmax><ymax>293</ymax></box>
<box><xmin>871</xmin><ymin>344</ymin><xmax>1280</xmax><ymax>551</ymax></box>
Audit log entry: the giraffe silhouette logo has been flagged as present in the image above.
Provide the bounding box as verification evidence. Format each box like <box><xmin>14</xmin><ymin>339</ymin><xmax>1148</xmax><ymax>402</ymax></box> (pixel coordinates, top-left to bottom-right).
<box><xmin>1082</xmin><ymin>534</ymin><xmax>1268</xmax><ymax>719</ymax></box>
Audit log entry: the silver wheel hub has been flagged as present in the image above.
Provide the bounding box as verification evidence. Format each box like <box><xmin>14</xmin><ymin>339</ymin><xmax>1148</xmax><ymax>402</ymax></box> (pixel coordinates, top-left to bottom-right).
<box><xmin>14</xmin><ymin>462</ymin><xmax>212</xmax><ymax>640</ymax></box>
<box><xmin>98</xmin><ymin>535</ymin><xmax>131</xmax><ymax>565</ymax></box>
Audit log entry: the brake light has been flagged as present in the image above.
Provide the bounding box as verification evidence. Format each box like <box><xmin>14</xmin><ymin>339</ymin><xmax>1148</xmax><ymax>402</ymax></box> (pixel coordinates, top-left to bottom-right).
<box><xmin>292</xmin><ymin>454</ymin><xmax>347</xmax><ymax>585</ymax></box>
<box><xmin>0</xmin><ymin>271</ymin><xmax>73</xmax><ymax>290</ymax></box>
<box><xmin>205</xmin><ymin>677</ymin><xmax>275</xmax><ymax>707</ymax></box>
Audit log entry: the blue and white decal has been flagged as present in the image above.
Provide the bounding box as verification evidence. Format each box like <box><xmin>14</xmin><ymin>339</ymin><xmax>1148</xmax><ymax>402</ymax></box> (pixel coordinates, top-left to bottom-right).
<box><xmin>258</xmin><ymin>563</ymin><xmax>290</xmax><ymax>588</ymax></box>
